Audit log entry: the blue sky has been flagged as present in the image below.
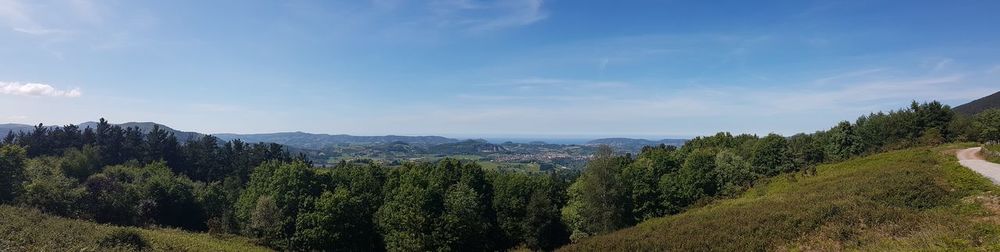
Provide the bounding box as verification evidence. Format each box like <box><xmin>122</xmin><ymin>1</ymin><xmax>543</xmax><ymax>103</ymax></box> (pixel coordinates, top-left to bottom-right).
<box><xmin>1</xmin><ymin>0</ymin><xmax>998</xmax><ymax>138</ymax></box>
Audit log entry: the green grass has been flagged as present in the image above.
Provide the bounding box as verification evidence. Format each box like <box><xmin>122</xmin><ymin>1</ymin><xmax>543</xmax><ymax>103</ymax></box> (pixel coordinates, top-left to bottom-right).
<box><xmin>560</xmin><ymin>147</ymin><xmax>1000</xmax><ymax>251</ymax></box>
<box><xmin>0</xmin><ymin>205</ymin><xmax>271</xmax><ymax>252</ymax></box>
<box><xmin>984</xmin><ymin>144</ymin><xmax>1000</xmax><ymax>163</ymax></box>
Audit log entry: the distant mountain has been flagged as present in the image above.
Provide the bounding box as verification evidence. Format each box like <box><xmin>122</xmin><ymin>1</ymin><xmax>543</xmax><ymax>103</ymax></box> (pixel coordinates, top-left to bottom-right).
<box><xmin>586</xmin><ymin>138</ymin><xmax>688</xmax><ymax>153</ymax></box>
<box><xmin>215</xmin><ymin>132</ymin><xmax>461</xmax><ymax>149</ymax></box>
<box><xmin>0</xmin><ymin>121</ymin><xmax>204</xmax><ymax>141</ymax></box>
<box><xmin>0</xmin><ymin>124</ymin><xmax>36</xmax><ymax>138</ymax></box>
<box><xmin>79</xmin><ymin>121</ymin><xmax>205</xmax><ymax>141</ymax></box>
<box><xmin>954</xmin><ymin>91</ymin><xmax>1000</xmax><ymax>115</ymax></box>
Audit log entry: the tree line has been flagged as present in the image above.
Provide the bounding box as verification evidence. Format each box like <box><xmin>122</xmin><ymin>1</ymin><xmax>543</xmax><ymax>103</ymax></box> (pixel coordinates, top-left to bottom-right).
<box><xmin>560</xmin><ymin>101</ymin><xmax>1000</xmax><ymax>240</ymax></box>
<box><xmin>0</xmin><ymin>103</ymin><xmax>999</xmax><ymax>251</ymax></box>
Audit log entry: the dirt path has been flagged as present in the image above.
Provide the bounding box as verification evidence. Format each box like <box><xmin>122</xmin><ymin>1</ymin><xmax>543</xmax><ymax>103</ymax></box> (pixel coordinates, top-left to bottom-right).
<box><xmin>957</xmin><ymin>147</ymin><xmax>1000</xmax><ymax>184</ymax></box>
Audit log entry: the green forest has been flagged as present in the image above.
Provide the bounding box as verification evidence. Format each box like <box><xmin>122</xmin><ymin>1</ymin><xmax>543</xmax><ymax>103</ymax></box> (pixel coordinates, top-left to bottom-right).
<box><xmin>2</xmin><ymin>102</ymin><xmax>1000</xmax><ymax>251</ymax></box>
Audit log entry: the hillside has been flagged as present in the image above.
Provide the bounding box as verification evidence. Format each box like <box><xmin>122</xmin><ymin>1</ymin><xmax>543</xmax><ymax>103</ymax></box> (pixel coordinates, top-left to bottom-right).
<box><xmin>586</xmin><ymin>138</ymin><xmax>687</xmax><ymax>153</ymax></box>
<box><xmin>0</xmin><ymin>122</ymin><xmax>204</xmax><ymax>141</ymax></box>
<box><xmin>560</xmin><ymin>146</ymin><xmax>1000</xmax><ymax>251</ymax></box>
<box><xmin>0</xmin><ymin>124</ymin><xmax>35</xmax><ymax>137</ymax></box>
<box><xmin>427</xmin><ymin>139</ymin><xmax>508</xmax><ymax>155</ymax></box>
<box><xmin>954</xmin><ymin>91</ymin><xmax>1000</xmax><ymax>115</ymax></box>
<box><xmin>214</xmin><ymin>132</ymin><xmax>460</xmax><ymax>149</ymax></box>
<box><xmin>0</xmin><ymin>205</ymin><xmax>269</xmax><ymax>251</ymax></box>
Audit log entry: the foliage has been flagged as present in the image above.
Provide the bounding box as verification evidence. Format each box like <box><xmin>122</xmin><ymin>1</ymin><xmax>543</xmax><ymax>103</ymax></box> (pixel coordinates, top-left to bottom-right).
<box><xmin>98</xmin><ymin>229</ymin><xmax>149</xmax><ymax>251</ymax></box>
<box><xmin>560</xmin><ymin>149</ymin><xmax>1000</xmax><ymax>251</ymax></box>
<box><xmin>975</xmin><ymin>109</ymin><xmax>1000</xmax><ymax>142</ymax></box>
<box><xmin>85</xmin><ymin>162</ymin><xmax>206</xmax><ymax>230</ymax></box>
<box><xmin>562</xmin><ymin>146</ymin><xmax>633</xmax><ymax>241</ymax></box>
<box><xmin>2</xmin><ymin>100</ymin><xmax>997</xmax><ymax>251</ymax></box>
<box><xmin>17</xmin><ymin>157</ymin><xmax>84</xmax><ymax>216</ymax></box>
<box><xmin>376</xmin><ymin>159</ymin><xmax>497</xmax><ymax>251</ymax></box>
<box><xmin>0</xmin><ymin>145</ymin><xmax>27</xmax><ymax>203</ymax></box>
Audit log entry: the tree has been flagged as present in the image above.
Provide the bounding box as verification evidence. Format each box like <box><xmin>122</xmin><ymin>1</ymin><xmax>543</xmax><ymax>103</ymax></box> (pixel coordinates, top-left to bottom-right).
<box><xmin>18</xmin><ymin>157</ymin><xmax>84</xmax><ymax>216</ymax></box>
<box><xmin>660</xmin><ymin>148</ymin><xmax>718</xmax><ymax>213</ymax></box>
<box><xmin>60</xmin><ymin>145</ymin><xmax>103</xmax><ymax>180</ymax></box>
<box><xmin>437</xmin><ymin>182</ymin><xmax>490</xmax><ymax>251</ymax></box>
<box><xmin>714</xmin><ymin>150</ymin><xmax>755</xmax><ymax>195</ymax></box>
<box><xmin>82</xmin><ymin>162</ymin><xmax>204</xmax><ymax>229</ymax></box>
<box><xmin>0</xmin><ymin>144</ymin><xmax>27</xmax><ymax>203</ymax></box>
<box><xmin>248</xmin><ymin>195</ymin><xmax>283</xmax><ymax>245</ymax></box>
<box><xmin>294</xmin><ymin>188</ymin><xmax>369</xmax><ymax>251</ymax></box>
<box><xmin>522</xmin><ymin>178</ymin><xmax>570</xmax><ymax>250</ymax></box>
<box><xmin>975</xmin><ymin>109</ymin><xmax>1000</xmax><ymax>142</ymax></box>
<box><xmin>750</xmin><ymin>134</ymin><xmax>795</xmax><ymax>176</ymax></box>
<box><xmin>235</xmin><ymin>161</ymin><xmax>319</xmax><ymax>249</ymax></box>
<box><xmin>825</xmin><ymin>121</ymin><xmax>862</xmax><ymax>161</ymax></box>
<box><xmin>562</xmin><ymin>145</ymin><xmax>632</xmax><ymax>241</ymax></box>
<box><xmin>621</xmin><ymin>145</ymin><xmax>679</xmax><ymax>222</ymax></box>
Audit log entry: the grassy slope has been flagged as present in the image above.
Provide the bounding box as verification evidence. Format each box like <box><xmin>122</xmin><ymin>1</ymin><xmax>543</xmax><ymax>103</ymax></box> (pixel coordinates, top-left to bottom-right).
<box><xmin>0</xmin><ymin>206</ymin><xmax>270</xmax><ymax>252</ymax></box>
<box><xmin>561</xmin><ymin>146</ymin><xmax>1000</xmax><ymax>251</ymax></box>
<box><xmin>984</xmin><ymin>144</ymin><xmax>1000</xmax><ymax>164</ymax></box>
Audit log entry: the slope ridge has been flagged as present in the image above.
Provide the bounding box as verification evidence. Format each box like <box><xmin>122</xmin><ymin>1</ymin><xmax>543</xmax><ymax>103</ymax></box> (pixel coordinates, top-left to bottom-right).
<box><xmin>560</xmin><ymin>146</ymin><xmax>1000</xmax><ymax>251</ymax></box>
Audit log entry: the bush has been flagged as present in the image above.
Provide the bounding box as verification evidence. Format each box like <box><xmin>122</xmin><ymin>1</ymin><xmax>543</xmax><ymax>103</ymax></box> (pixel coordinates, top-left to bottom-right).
<box><xmin>98</xmin><ymin>229</ymin><xmax>149</xmax><ymax>251</ymax></box>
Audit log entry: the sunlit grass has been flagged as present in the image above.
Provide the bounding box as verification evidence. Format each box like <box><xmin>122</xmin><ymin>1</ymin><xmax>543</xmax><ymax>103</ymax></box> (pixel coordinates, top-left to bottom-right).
<box><xmin>560</xmin><ymin>147</ymin><xmax>1000</xmax><ymax>251</ymax></box>
<box><xmin>0</xmin><ymin>205</ymin><xmax>270</xmax><ymax>252</ymax></box>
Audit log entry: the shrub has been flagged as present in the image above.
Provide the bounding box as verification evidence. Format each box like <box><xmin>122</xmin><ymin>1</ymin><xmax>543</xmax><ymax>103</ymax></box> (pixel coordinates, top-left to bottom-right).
<box><xmin>98</xmin><ymin>229</ymin><xmax>149</xmax><ymax>251</ymax></box>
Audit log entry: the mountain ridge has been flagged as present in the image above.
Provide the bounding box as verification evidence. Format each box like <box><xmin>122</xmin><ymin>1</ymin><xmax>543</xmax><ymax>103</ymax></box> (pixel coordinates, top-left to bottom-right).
<box><xmin>2</xmin><ymin>121</ymin><xmax>689</xmax><ymax>152</ymax></box>
<box><xmin>954</xmin><ymin>90</ymin><xmax>1000</xmax><ymax>115</ymax></box>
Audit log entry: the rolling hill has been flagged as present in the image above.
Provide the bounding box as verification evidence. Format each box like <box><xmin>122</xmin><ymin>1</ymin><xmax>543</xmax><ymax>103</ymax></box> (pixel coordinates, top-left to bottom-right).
<box><xmin>0</xmin><ymin>124</ymin><xmax>36</xmax><ymax>137</ymax></box>
<box><xmin>0</xmin><ymin>122</ymin><xmax>204</xmax><ymax>141</ymax></box>
<box><xmin>214</xmin><ymin>132</ymin><xmax>460</xmax><ymax>149</ymax></box>
<box><xmin>0</xmin><ymin>121</ymin><xmax>460</xmax><ymax>149</ymax></box>
<box><xmin>586</xmin><ymin>138</ymin><xmax>687</xmax><ymax>153</ymax></box>
<box><xmin>560</xmin><ymin>145</ymin><xmax>1000</xmax><ymax>251</ymax></box>
<box><xmin>954</xmin><ymin>90</ymin><xmax>1000</xmax><ymax>115</ymax></box>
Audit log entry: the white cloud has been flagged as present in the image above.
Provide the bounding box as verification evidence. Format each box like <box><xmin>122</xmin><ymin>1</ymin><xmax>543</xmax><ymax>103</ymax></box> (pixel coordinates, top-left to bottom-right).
<box><xmin>0</xmin><ymin>81</ymin><xmax>82</xmax><ymax>97</ymax></box>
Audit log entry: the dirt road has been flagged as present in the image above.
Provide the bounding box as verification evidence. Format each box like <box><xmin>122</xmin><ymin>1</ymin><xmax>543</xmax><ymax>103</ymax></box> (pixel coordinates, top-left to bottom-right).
<box><xmin>957</xmin><ymin>147</ymin><xmax>1000</xmax><ymax>184</ymax></box>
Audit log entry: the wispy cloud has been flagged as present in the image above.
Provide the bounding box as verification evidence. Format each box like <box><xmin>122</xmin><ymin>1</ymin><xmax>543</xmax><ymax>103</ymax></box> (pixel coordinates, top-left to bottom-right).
<box><xmin>431</xmin><ymin>71</ymin><xmax>990</xmax><ymax>136</ymax></box>
<box><xmin>812</xmin><ymin>68</ymin><xmax>886</xmax><ymax>85</ymax></box>
<box><xmin>0</xmin><ymin>0</ymin><xmax>36</xmax><ymax>33</ymax></box>
<box><xmin>0</xmin><ymin>81</ymin><xmax>82</xmax><ymax>97</ymax></box>
<box><xmin>427</xmin><ymin>0</ymin><xmax>547</xmax><ymax>32</ymax></box>
<box><xmin>988</xmin><ymin>65</ymin><xmax>1000</xmax><ymax>74</ymax></box>
<box><xmin>925</xmin><ymin>58</ymin><xmax>953</xmax><ymax>71</ymax></box>
<box><xmin>495</xmin><ymin>77</ymin><xmax>630</xmax><ymax>90</ymax></box>
<box><xmin>0</xmin><ymin>0</ymin><xmax>103</xmax><ymax>33</ymax></box>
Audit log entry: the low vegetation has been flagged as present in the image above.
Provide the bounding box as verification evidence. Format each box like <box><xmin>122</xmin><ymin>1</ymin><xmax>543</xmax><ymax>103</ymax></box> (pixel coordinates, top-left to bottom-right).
<box><xmin>560</xmin><ymin>147</ymin><xmax>1000</xmax><ymax>251</ymax></box>
<box><xmin>0</xmin><ymin>205</ymin><xmax>268</xmax><ymax>251</ymax></box>
<box><xmin>984</xmin><ymin>143</ymin><xmax>1000</xmax><ymax>163</ymax></box>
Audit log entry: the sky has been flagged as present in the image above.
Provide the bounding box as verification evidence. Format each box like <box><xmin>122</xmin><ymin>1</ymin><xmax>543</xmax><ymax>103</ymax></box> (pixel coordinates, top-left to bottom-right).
<box><xmin>1</xmin><ymin>0</ymin><xmax>999</xmax><ymax>139</ymax></box>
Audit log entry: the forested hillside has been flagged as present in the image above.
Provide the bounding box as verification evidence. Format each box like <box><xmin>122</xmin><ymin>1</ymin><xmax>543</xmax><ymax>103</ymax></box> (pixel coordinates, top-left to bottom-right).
<box><xmin>560</xmin><ymin>146</ymin><xmax>1000</xmax><ymax>251</ymax></box>
<box><xmin>1</xmin><ymin>101</ymin><xmax>999</xmax><ymax>251</ymax></box>
<box><xmin>954</xmin><ymin>91</ymin><xmax>1000</xmax><ymax>115</ymax></box>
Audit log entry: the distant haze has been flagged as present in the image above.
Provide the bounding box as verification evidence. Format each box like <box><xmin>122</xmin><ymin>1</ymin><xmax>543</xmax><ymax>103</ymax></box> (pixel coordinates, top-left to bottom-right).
<box><xmin>1</xmin><ymin>1</ymin><xmax>999</xmax><ymax>136</ymax></box>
